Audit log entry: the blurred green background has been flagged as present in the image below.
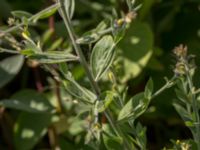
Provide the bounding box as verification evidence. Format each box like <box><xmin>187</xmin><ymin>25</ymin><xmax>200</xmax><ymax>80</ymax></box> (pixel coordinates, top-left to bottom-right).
<box><xmin>0</xmin><ymin>0</ymin><xmax>200</xmax><ymax>149</ymax></box>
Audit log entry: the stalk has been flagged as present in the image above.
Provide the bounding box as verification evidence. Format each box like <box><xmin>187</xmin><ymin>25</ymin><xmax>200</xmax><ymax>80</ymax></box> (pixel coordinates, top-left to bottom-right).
<box><xmin>151</xmin><ymin>76</ymin><xmax>176</xmax><ymax>99</ymax></box>
<box><xmin>186</xmin><ymin>72</ymin><xmax>200</xmax><ymax>149</ymax></box>
<box><xmin>58</xmin><ymin>0</ymin><xmax>132</xmax><ymax>149</ymax></box>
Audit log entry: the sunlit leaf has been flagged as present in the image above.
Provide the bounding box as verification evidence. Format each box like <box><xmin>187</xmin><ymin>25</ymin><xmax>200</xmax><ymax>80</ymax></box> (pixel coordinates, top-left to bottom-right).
<box><xmin>118</xmin><ymin>92</ymin><xmax>150</xmax><ymax>122</ymax></box>
<box><xmin>90</xmin><ymin>35</ymin><xmax>115</xmax><ymax>81</ymax></box>
<box><xmin>118</xmin><ymin>21</ymin><xmax>153</xmax><ymax>82</ymax></box>
<box><xmin>0</xmin><ymin>55</ymin><xmax>24</xmax><ymax>88</ymax></box>
<box><xmin>0</xmin><ymin>90</ymin><xmax>54</xmax><ymax>113</ymax></box>
<box><xmin>14</xmin><ymin>112</ymin><xmax>53</xmax><ymax>150</ymax></box>
<box><xmin>62</xmin><ymin>73</ymin><xmax>96</xmax><ymax>104</ymax></box>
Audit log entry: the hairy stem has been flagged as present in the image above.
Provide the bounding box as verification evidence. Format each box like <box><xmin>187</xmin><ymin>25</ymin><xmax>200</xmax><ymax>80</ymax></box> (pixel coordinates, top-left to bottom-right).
<box><xmin>186</xmin><ymin>72</ymin><xmax>200</xmax><ymax>149</ymax></box>
<box><xmin>58</xmin><ymin>0</ymin><xmax>131</xmax><ymax>149</ymax></box>
<box><xmin>58</xmin><ymin>0</ymin><xmax>100</xmax><ymax>96</ymax></box>
<box><xmin>151</xmin><ymin>76</ymin><xmax>176</xmax><ymax>99</ymax></box>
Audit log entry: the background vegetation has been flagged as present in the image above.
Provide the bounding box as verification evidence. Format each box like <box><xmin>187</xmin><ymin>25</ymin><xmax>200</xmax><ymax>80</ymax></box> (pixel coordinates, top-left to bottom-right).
<box><xmin>0</xmin><ymin>0</ymin><xmax>200</xmax><ymax>149</ymax></box>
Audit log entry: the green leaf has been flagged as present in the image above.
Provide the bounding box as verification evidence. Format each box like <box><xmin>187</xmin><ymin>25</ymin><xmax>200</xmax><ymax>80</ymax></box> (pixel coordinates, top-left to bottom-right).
<box><xmin>14</xmin><ymin>112</ymin><xmax>53</xmax><ymax>150</ymax></box>
<box><xmin>118</xmin><ymin>92</ymin><xmax>150</xmax><ymax>122</ymax></box>
<box><xmin>11</xmin><ymin>10</ymin><xmax>32</xmax><ymax>18</ymax></box>
<box><xmin>0</xmin><ymin>55</ymin><xmax>24</xmax><ymax>88</ymax></box>
<box><xmin>97</xmin><ymin>91</ymin><xmax>116</xmax><ymax>112</ymax></box>
<box><xmin>41</xmin><ymin>29</ymin><xmax>54</xmax><ymax>44</ymax></box>
<box><xmin>119</xmin><ymin>21</ymin><xmax>153</xmax><ymax>82</ymax></box>
<box><xmin>173</xmin><ymin>103</ymin><xmax>194</xmax><ymax>127</ymax></box>
<box><xmin>76</xmin><ymin>21</ymin><xmax>108</xmax><ymax>44</ymax></box>
<box><xmin>102</xmin><ymin>124</ymin><xmax>123</xmax><ymax>150</ymax></box>
<box><xmin>23</xmin><ymin>40</ymin><xmax>42</xmax><ymax>53</ymax></box>
<box><xmin>0</xmin><ymin>90</ymin><xmax>54</xmax><ymax>113</ymax></box>
<box><xmin>62</xmin><ymin>73</ymin><xmax>96</xmax><ymax>104</ymax></box>
<box><xmin>134</xmin><ymin>123</ymin><xmax>147</xmax><ymax>149</ymax></box>
<box><xmin>47</xmin><ymin>38</ymin><xmax>63</xmax><ymax>51</ymax></box>
<box><xmin>64</xmin><ymin>0</ymin><xmax>75</xmax><ymax>19</ymax></box>
<box><xmin>28</xmin><ymin>51</ymin><xmax>77</xmax><ymax>64</ymax></box>
<box><xmin>175</xmin><ymin>89</ymin><xmax>190</xmax><ymax>105</ymax></box>
<box><xmin>32</xmin><ymin>3</ymin><xmax>60</xmax><ymax>22</ymax></box>
<box><xmin>90</xmin><ymin>35</ymin><xmax>115</xmax><ymax>81</ymax></box>
<box><xmin>104</xmin><ymin>136</ymin><xmax>123</xmax><ymax>150</ymax></box>
<box><xmin>144</xmin><ymin>78</ymin><xmax>153</xmax><ymax>99</ymax></box>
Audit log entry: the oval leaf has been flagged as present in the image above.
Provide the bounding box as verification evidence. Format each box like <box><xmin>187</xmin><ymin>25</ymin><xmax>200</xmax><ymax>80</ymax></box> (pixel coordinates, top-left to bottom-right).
<box><xmin>14</xmin><ymin>112</ymin><xmax>53</xmax><ymax>150</ymax></box>
<box><xmin>0</xmin><ymin>55</ymin><xmax>24</xmax><ymax>88</ymax></box>
<box><xmin>62</xmin><ymin>73</ymin><xmax>97</xmax><ymax>104</ymax></box>
<box><xmin>119</xmin><ymin>21</ymin><xmax>153</xmax><ymax>82</ymax></box>
<box><xmin>118</xmin><ymin>92</ymin><xmax>150</xmax><ymax>122</ymax></box>
<box><xmin>0</xmin><ymin>90</ymin><xmax>54</xmax><ymax>113</ymax></box>
<box><xmin>90</xmin><ymin>35</ymin><xmax>115</xmax><ymax>81</ymax></box>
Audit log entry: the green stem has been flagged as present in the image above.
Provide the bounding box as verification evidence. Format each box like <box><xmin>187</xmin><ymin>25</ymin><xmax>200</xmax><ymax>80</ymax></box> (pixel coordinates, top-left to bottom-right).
<box><xmin>151</xmin><ymin>76</ymin><xmax>176</xmax><ymax>99</ymax></box>
<box><xmin>58</xmin><ymin>1</ymin><xmax>132</xmax><ymax>149</ymax></box>
<box><xmin>0</xmin><ymin>3</ymin><xmax>60</xmax><ymax>34</ymax></box>
<box><xmin>186</xmin><ymin>72</ymin><xmax>200</xmax><ymax>149</ymax></box>
<box><xmin>0</xmin><ymin>47</ymin><xmax>20</xmax><ymax>54</ymax></box>
<box><xmin>58</xmin><ymin>0</ymin><xmax>100</xmax><ymax>95</ymax></box>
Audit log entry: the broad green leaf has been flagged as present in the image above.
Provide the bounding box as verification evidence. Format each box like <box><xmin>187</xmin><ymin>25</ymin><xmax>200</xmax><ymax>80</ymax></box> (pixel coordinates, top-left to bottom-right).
<box><xmin>97</xmin><ymin>91</ymin><xmax>116</xmax><ymax>112</ymax></box>
<box><xmin>76</xmin><ymin>21</ymin><xmax>108</xmax><ymax>44</ymax></box>
<box><xmin>14</xmin><ymin>112</ymin><xmax>53</xmax><ymax>150</ymax></box>
<box><xmin>0</xmin><ymin>90</ymin><xmax>54</xmax><ymax>113</ymax></box>
<box><xmin>28</xmin><ymin>51</ymin><xmax>78</xmax><ymax>64</ymax></box>
<box><xmin>62</xmin><ymin>73</ymin><xmax>96</xmax><ymax>104</ymax></box>
<box><xmin>118</xmin><ymin>21</ymin><xmax>153</xmax><ymax>82</ymax></box>
<box><xmin>118</xmin><ymin>92</ymin><xmax>150</xmax><ymax>122</ymax></box>
<box><xmin>144</xmin><ymin>78</ymin><xmax>153</xmax><ymax>99</ymax></box>
<box><xmin>11</xmin><ymin>10</ymin><xmax>32</xmax><ymax>18</ymax></box>
<box><xmin>90</xmin><ymin>35</ymin><xmax>115</xmax><ymax>81</ymax></box>
<box><xmin>32</xmin><ymin>3</ymin><xmax>60</xmax><ymax>22</ymax></box>
<box><xmin>0</xmin><ymin>55</ymin><xmax>24</xmax><ymax>88</ymax></box>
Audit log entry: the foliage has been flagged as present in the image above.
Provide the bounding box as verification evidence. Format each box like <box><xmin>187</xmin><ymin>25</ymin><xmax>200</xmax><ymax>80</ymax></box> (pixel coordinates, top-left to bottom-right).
<box><xmin>0</xmin><ymin>0</ymin><xmax>200</xmax><ymax>150</ymax></box>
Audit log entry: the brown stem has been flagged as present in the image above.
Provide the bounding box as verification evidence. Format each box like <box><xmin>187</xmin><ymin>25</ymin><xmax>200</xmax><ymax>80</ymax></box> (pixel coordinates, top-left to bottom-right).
<box><xmin>54</xmin><ymin>78</ymin><xmax>63</xmax><ymax>113</ymax></box>
<box><xmin>33</xmin><ymin>68</ymin><xmax>43</xmax><ymax>92</ymax></box>
<box><xmin>48</xmin><ymin>126</ymin><xmax>60</xmax><ymax>150</ymax></box>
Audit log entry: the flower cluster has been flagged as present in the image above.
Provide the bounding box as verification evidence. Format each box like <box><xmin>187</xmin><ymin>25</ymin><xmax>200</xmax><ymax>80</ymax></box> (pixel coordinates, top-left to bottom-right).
<box><xmin>173</xmin><ymin>44</ymin><xmax>195</xmax><ymax>76</ymax></box>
